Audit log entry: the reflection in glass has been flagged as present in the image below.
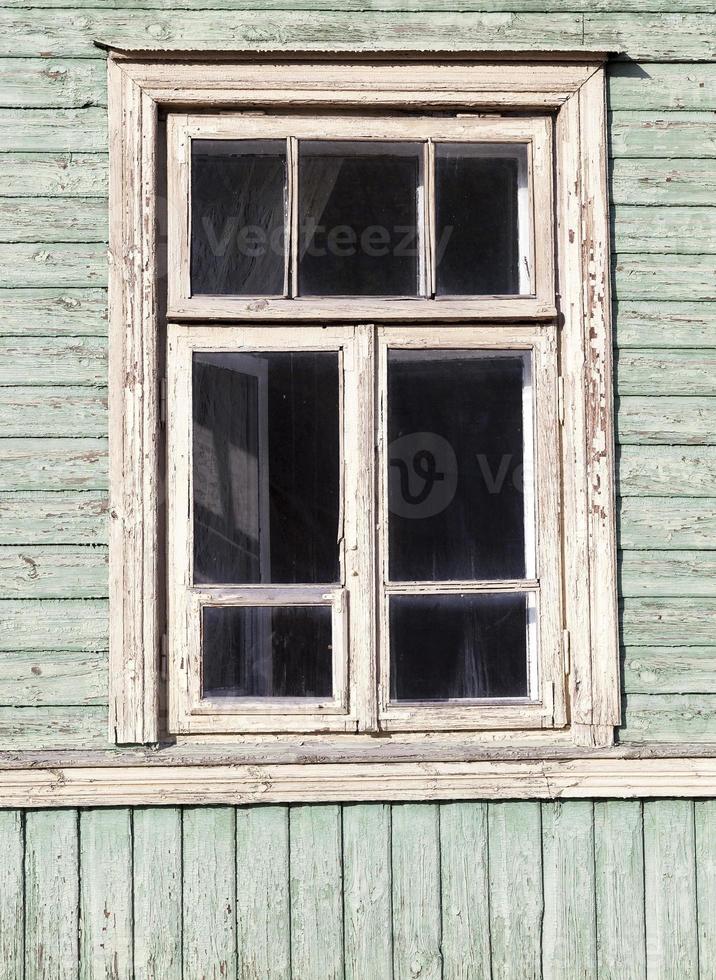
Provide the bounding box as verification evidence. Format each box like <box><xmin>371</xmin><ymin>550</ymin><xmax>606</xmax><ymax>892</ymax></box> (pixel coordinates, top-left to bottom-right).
<box><xmin>202</xmin><ymin>604</ymin><xmax>333</xmax><ymax>698</ymax></box>
<box><xmin>435</xmin><ymin>144</ymin><xmax>528</xmax><ymax>296</ymax></box>
<box><xmin>298</xmin><ymin>141</ymin><xmax>421</xmax><ymax>296</ymax></box>
<box><xmin>192</xmin><ymin>351</ymin><xmax>340</xmax><ymax>585</ymax></box>
<box><xmin>388</xmin><ymin>350</ymin><xmax>529</xmax><ymax>582</ymax></box>
<box><xmin>191</xmin><ymin>139</ymin><xmax>287</xmax><ymax>296</ymax></box>
<box><xmin>389</xmin><ymin>592</ymin><xmax>530</xmax><ymax>700</ymax></box>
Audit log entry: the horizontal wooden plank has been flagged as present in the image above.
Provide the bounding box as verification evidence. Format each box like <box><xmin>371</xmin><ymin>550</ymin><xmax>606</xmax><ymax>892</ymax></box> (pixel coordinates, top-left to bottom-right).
<box><xmin>619</xmin><ymin>447</ymin><xmax>716</xmax><ymax>498</ymax></box>
<box><xmin>0</xmin><ymin>387</ymin><xmax>107</xmax><ymax>437</ymax></box>
<box><xmin>623</xmin><ymin>648</ymin><xmax>716</xmax><ymax>694</ymax></box>
<box><xmin>621</xmin><ymin>694</ymin><xmax>716</xmax><ymax>743</ymax></box>
<box><xmin>2</xmin><ymin>0</ymin><xmax>714</xmax><ymax>11</ymax></box>
<box><xmin>0</xmin><ymin>288</ymin><xmax>107</xmax><ymax>337</ymax></box>
<box><xmin>0</xmin><ymin>153</ymin><xmax>107</xmax><ymax>198</ymax></box>
<box><xmin>0</xmin><ymin>439</ymin><xmax>107</xmax><ymax>491</ymax></box>
<box><xmin>0</xmin><ymin>338</ymin><xmax>106</xmax><ymax>386</ymax></box>
<box><xmin>622</xmin><ymin>597</ymin><xmax>716</xmax><ymax>647</ymax></box>
<box><xmin>620</xmin><ymin>551</ymin><xmax>716</xmax><ymax>596</ymax></box>
<box><xmin>0</xmin><ymin>492</ymin><xmax>108</xmax><ymax>545</ymax></box>
<box><xmin>613</xmin><ymin>301</ymin><xmax>716</xmax><ymax>349</ymax></box>
<box><xmin>585</xmin><ymin>14</ymin><xmax>716</xmax><ymax>61</ymax></box>
<box><xmin>0</xmin><ymin>705</ymin><xmax>109</xmax><ymax>750</ymax></box>
<box><xmin>0</xmin><ymin>243</ymin><xmax>106</xmax><ymax>288</ymax></box>
<box><xmin>0</xmin><ymin>107</ymin><xmax>107</xmax><ymax>152</ymax></box>
<box><xmin>617</xmin><ymin>397</ymin><xmax>716</xmax><ymax>445</ymax></box>
<box><xmin>613</xmin><ymin>206</ymin><xmax>716</xmax><ymax>254</ymax></box>
<box><xmin>611</xmin><ymin>159</ymin><xmax>716</xmax><ymax>206</ymax></box>
<box><xmin>0</xmin><ymin>598</ymin><xmax>108</xmax><ymax>651</ymax></box>
<box><xmin>0</xmin><ymin>58</ymin><xmax>106</xmax><ymax>109</ymax></box>
<box><xmin>619</xmin><ymin>497</ymin><xmax>716</xmax><ymax>549</ymax></box>
<box><xmin>610</xmin><ymin>112</ymin><xmax>716</xmax><ymax>159</ymax></box>
<box><xmin>612</xmin><ymin>255</ymin><xmax>716</xmax><ymax>303</ymax></box>
<box><xmin>0</xmin><ymin>197</ymin><xmax>107</xmax><ymax>243</ymax></box>
<box><xmin>616</xmin><ymin>351</ymin><xmax>716</xmax><ymax>396</ymax></box>
<box><xmin>0</xmin><ymin>649</ymin><xmax>107</xmax><ymax>705</ymax></box>
<box><xmin>0</xmin><ymin>545</ymin><xmax>108</xmax><ymax>598</ymax></box>
<box><xmin>608</xmin><ymin>64</ymin><xmax>716</xmax><ymax>112</ymax></box>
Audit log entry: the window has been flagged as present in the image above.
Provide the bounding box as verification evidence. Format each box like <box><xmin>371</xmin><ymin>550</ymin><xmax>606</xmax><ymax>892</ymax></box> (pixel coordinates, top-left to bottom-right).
<box><xmin>109</xmin><ymin>56</ymin><xmax>619</xmax><ymax>754</ymax></box>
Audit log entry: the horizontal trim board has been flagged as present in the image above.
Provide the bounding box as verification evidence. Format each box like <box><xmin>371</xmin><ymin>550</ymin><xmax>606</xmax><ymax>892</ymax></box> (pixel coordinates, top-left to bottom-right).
<box><xmin>623</xmin><ymin>647</ymin><xmax>716</xmax><ymax>694</ymax></box>
<box><xmin>2</xmin><ymin>0</ymin><xmax>714</xmax><ymax>11</ymax></box>
<box><xmin>0</xmin><ymin>288</ymin><xmax>107</xmax><ymax>337</ymax></box>
<box><xmin>619</xmin><ymin>498</ymin><xmax>716</xmax><ymax>549</ymax></box>
<box><xmin>609</xmin><ymin>111</ymin><xmax>716</xmax><ymax>159</ymax></box>
<box><xmin>613</xmin><ymin>301</ymin><xmax>716</xmax><ymax>348</ymax></box>
<box><xmin>0</xmin><ymin>757</ymin><xmax>714</xmax><ymax>805</ymax></box>
<box><xmin>0</xmin><ymin>545</ymin><xmax>108</xmax><ymax>598</ymax></box>
<box><xmin>0</xmin><ymin>648</ymin><xmax>107</xmax><ymax>705</ymax></box>
<box><xmin>0</xmin><ymin>491</ymin><xmax>108</xmax><ymax>546</ymax></box>
<box><xmin>618</xmin><ymin>447</ymin><xmax>716</xmax><ymax>497</ymax></box>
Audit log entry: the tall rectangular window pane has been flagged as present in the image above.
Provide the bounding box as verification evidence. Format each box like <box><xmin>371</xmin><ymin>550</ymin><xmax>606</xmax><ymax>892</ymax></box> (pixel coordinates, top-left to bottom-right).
<box><xmin>193</xmin><ymin>351</ymin><xmax>340</xmax><ymax>585</ymax></box>
<box><xmin>191</xmin><ymin>139</ymin><xmax>287</xmax><ymax>296</ymax></box>
<box><xmin>435</xmin><ymin>144</ymin><xmax>528</xmax><ymax>296</ymax></box>
<box><xmin>298</xmin><ymin>141</ymin><xmax>422</xmax><ymax>296</ymax></box>
<box><xmin>387</xmin><ymin>350</ymin><xmax>531</xmax><ymax>582</ymax></box>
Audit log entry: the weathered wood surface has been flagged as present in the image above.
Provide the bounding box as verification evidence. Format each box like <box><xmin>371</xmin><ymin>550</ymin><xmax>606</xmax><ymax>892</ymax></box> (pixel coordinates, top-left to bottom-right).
<box><xmin>614</xmin><ymin>301</ymin><xmax>716</xmax><ymax>349</ymax></box>
<box><xmin>0</xmin><ymin>153</ymin><xmax>108</xmax><ymax>198</ymax></box>
<box><xmin>618</xmin><ymin>447</ymin><xmax>716</xmax><ymax>497</ymax></box>
<box><xmin>613</xmin><ymin>206</ymin><xmax>716</xmax><ymax>254</ymax></box>
<box><xmin>0</xmin><ymin>243</ymin><xmax>107</xmax><ymax>288</ymax></box>
<box><xmin>0</xmin><ymin>491</ymin><xmax>108</xmax><ymax>545</ymax></box>
<box><xmin>0</xmin><ymin>810</ymin><xmax>23</xmax><ymax>980</ymax></box>
<box><xmin>133</xmin><ymin>807</ymin><xmax>182</xmax><ymax>980</ymax></box>
<box><xmin>610</xmin><ymin>111</ymin><xmax>716</xmax><ymax>158</ymax></box>
<box><xmin>621</xmin><ymin>695</ymin><xmax>716</xmax><ymax>743</ymax></box>
<box><xmin>608</xmin><ymin>63</ymin><xmax>716</xmax><ymax>111</ymax></box>
<box><xmin>0</xmin><ymin>598</ymin><xmax>108</xmax><ymax>651</ymax></box>
<box><xmin>622</xmin><ymin>597</ymin><xmax>716</xmax><ymax>646</ymax></box>
<box><xmin>342</xmin><ymin>803</ymin><xmax>392</xmax><ymax>980</ymax></box>
<box><xmin>2</xmin><ymin>0</ymin><xmax>715</xmax><ymax>10</ymax></box>
<box><xmin>0</xmin><ymin>387</ymin><xmax>107</xmax><ymax>437</ymax></box>
<box><xmin>617</xmin><ymin>396</ymin><xmax>716</xmax><ymax>444</ymax></box>
<box><xmin>619</xmin><ymin>497</ymin><xmax>716</xmax><ymax>549</ymax></box>
<box><xmin>0</xmin><ymin>197</ymin><xmax>107</xmax><ymax>243</ymax></box>
<box><xmin>0</xmin><ymin>107</ymin><xmax>107</xmax><ymax>152</ymax></box>
<box><xmin>0</xmin><ymin>58</ymin><xmax>106</xmax><ymax>109</ymax></box>
<box><xmin>617</xmin><ymin>350</ymin><xmax>716</xmax><ymax>396</ymax></box>
<box><xmin>695</xmin><ymin>800</ymin><xmax>716</xmax><ymax>979</ymax></box>
<box><xmin>611</xmin><ymin>159</ymin><xmax>716</xmax><ymax>206</ymax></box>
<box><xmin>0</xmin><ymin>337</ymin><xmax>106</xmax><ymax>386</ymax></box>
<box><xmin>0</xmin><ymin>649</ymin><xmax>107</xmax><ymax>705</ymax></box>
<box><xmin>620</xmin><ymin>551</ymin><xmax>716</xmax><ymax>595</ymax></box>
<box><xmin>79</xmin><ymin>808</ymin><xmax>133</xmax><ymax>980</ymax></box>
<box><xmin>623</xmin><ymin>647</ymin><xmax>716</xmax><ymax>694</ymax></box>
<box><xmin>0</xmin><ymin>439</ymin><xmax>108</xmax><ymax>491</ymax></box>
<box><xmin>0</xmin><ymin>546</ymin><xmax>107</xmax><ymax>598</ymax></box>
<box><xmin>612</xmin><ymin>254</ymin><xmax>715</xmax><ymax>302</ymax></box>
<box><xmin>0</xmin><ymin>289</ymin><xmax>107</xmax><ymax>337</ymax></box>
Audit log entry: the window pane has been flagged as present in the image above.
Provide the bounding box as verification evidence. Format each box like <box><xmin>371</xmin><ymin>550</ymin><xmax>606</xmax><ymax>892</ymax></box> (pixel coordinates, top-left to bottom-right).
<box><xmin>435</xmin><ymin>144</ymin><xmax>528</xmax><ymax>296</ymax></box>
<box><xmin>389</xmin><ymin>592</ymin><xmax>530</xmax><ymax>700</ymax></box>
<box><xmin>193</xmin><ymin>351</ymin><xmax>340</xmax><ymax>585</ymax></box>
<box><xmin>202</xmin><ymin>604</ymin><xmax>333</xmax><ymax>698</ymax></box>
<box><xmin>388</xmin><ymin>351</ymin><xmax>529</xmax><ymax>582</ymax></box>
<box><xmin>298</xmin><ymin>141</ymin><xmax>421</xmax><ymax>296</ymax></box>
<box><xmin>191</xmin><ymin>139</ymin><xmax>286</xmax><ymax>296</ymax></box>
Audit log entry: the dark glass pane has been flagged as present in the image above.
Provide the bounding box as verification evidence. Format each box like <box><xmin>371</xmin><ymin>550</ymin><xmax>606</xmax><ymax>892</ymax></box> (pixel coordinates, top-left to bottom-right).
<box><xmin>202</xmin><ymin>604</ymin><xmax>333</xmax><ymax>698</ymax></box>
<box><xmin>193</xmin><ymin>351</ymin><xmax>340</xmax><ymax>585</ymax></box>
<box><xmin>390</xmin><ymin>592</ymin><xmax>529</xmax><ymax>700</ymax></box>
<box><xmin>298</xmin><ymin>141</ymin><xmax>421</xmax><ymax>296</ymax></box>
<box><xmin>388</xmin><ymin>351</ymin><xmax>527</xmax><ymax>581</ymax></box>
<box><xmin>435</xmin><ymin>144</ymin><xmax>527</xmax><ymax>296</ymax></box>
<box><xmin>191</xmin><ymin>139</ymin><xmax>286</xmax><ymax>296</ymax></box>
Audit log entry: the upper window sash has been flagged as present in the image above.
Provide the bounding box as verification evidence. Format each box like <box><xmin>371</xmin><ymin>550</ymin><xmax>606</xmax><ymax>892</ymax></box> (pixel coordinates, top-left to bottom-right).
<box><xmin>167</xmin><ymin>112</ymin><xmax>555</xmax><ymax>321</ymax></box>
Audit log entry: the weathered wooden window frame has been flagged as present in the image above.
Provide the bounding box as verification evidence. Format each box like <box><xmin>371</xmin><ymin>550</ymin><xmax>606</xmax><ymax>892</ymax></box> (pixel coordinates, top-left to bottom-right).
<box><xmin>109</xmin><ymin>53</ymin><xmax>619</xmax><ymax>754</ymax></box>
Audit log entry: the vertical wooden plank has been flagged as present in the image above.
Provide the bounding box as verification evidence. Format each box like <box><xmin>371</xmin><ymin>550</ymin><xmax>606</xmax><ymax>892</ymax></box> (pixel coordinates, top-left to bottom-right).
<box><xmin>235</xmin><ymin>805</ymin><xmax>291</xmax><ymax>980</ymax></box>
<box><xmin>594</xmin><ymin>801</ymin><xmax>646</xmax><ymax>980</ymax></box>
<box><xmin>488</xmin><ymin>801</ymin><xmax>543</xmax><ymax>980</ymax></box>
<box><xmin>391</xmin><ymin>803</ymin><xmax>442</xmax><ymax>980</ymax></box>
<box><xmin>290</xmin><ymin>804</ymin><xmax>343</xmax><ymax>980</ymax></box>
<box><xmin>439</xmin><ymin>802</ymin><xmax>490</xmax><ymax>980</ymax></box>
<box><xmin>0</xmin><ymin>811</ymin><xmax>23</xmax><ymax>980</ymax></box>
<box><xmin>644</xmin><ymin>800</ymin><xmax>699</xmax><ymax>979</ymax></box>
<box><xmin>343</xmin><ymin>803</ymin><xmax>392</xmax><ymax>980</ymax></box>
<box><xmin>695</xmin><ymin>800</ymin><xmax>716</xmax><ymax>980</ymax></box>
<box><xmin>542</xmin><ymin>801</ymin><xmax>597</xmax><ymax>980</ymax></box>
<box><xmin>133</xmin><ymin>807</ymin><xmax>182</xmax><ymax>980</ymax></box>
<box><xmin>79</xmin><ymin>808</ymin><xmax>133</xmax><ymax>980</ymax></box>
<box><xmin>25</xmin><ymin>809</ymin><xmax>79</xmax><ymax>980</ymax></box>
<box><xmin>182</xmin><ymin>807</ymin><xmax>237</xmax><ymax>980</ymax></box>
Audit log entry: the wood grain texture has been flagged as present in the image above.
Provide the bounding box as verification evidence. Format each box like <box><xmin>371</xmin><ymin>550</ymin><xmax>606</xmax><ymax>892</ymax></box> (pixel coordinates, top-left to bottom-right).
<box><xmin>0</xmin><ymin>387</ymin><xmax>108</xmax><ymax>438</ymax></box>
<box><xmin>613</xmin><ymin>301</ymin><xmax>716</xmax><ymax>349</ymax></box>
<box><xmin>643</xmin><ymin>800</ymin><xmax>699</xmax><ymax>978</ymax></box>
<box><xmin>617</xmin><ymin>351</ymin><xmax>716</xmax><ymax>396</ymax></box>
<box><xmin>619</xmin><ymin>498</ymin><xmax>716</xmax><ymax>549</ymax></box>
<box><xmin>0</xmin><ymin>153</ymin><xmax>108</xmax><ymax>198</ymax></box>
<box><xmin>612</xmin><ymin>254</ymin><xmax>716</xmax><ymax>302</ymax></box>
<box><xmin>695</xmin><ymin>800</ymin><xmax>716</xmax><ymax>980</ymax></box>
<box><xmin>609</xmin><ymin>111</ymin><xmax>716</xmax><ymax>158</ymax></box>
<box><xmin>620</xmin><ymin>551</ymin><xmax>716</xmax><ymax>596</ymax></box>
<box><xmin>0</xmin><ymin>288</ymin><xmax>107</xmax><ymax>337</ymax></box>
<box><xmin>624</xmin><ymin>647</ymin><xmax>716</xmax><ymax>694</ymax></box>
<box><xmin>3</xmin><ymin>0</ymin><xmax>715</xmax><ymax>10</ymax></box>
<box><xmin>25</xmin><ymin>809</ymin><xmax>80</xmax><ymax>979</ymax></box>
<box><xmin>290</xmin><ymin>804</ymin><xmax>344</xmax><ymax>980</ymax></box>
<box><xmin>0</xmin><ymin>439</ymin><xmax>108</xmax><ymax>491</ymax></box>
<box><xmin>608</xmin><ymin>63</ymin><xmax>716</xmax><ymax>111</ymax></box>
<box><xmin>0</xmin><ymin>58</ymin><xmax>106</xmax><ymax>109</ymax></box>
<box><xmin>0</xmin><ymin>197</ymin><xmax>107</xmax><ymax>243</ymax></box>
<box><xmin>132</xmin><ymin>807</ymin><xmax>182</xmax><ymax>980</ymax></box>
<box><xmin>621</xmin><ymin>695</ymin><xmax>716</xmax><ymax>743</ymax></box>
<box><xmin>611</xmin><ymin>159</ymin><xmax>716</xmax><ymax>206</ymax></box>
<box><xmin>0</xmin><ymin>546</ymin><xmax>107</xmax><ymax>599</ymax></box>
<box><xmin>618</xmin><ymin>447</ymin><xmax>716</xmax><ymax>497</ymax></box>
<box><xmin>0</xmin><ymin>705</ymin><xmax>109</xmax><ymax>750</ymax></box>
<box><xmin>79</xmin><ymin>808</ymin><xmax>133</xmax><ymax>980</ymax></box>
<box><xmin>391</xmin><ymin>803</ymin><xmax>442</xmax><ymax>980</ymax></box>
<box><xmin>0</xmin><ymin>649</ymin><xmax>107</xmax><ymax>705</ymax></box>
<box><xmin>488</xmin><ymin>802</ymin><xmax>542</xmax><ymax>980</ymax></box>
<box><xmin>342</xmin><ymin>803</ymin><xmax>392</xmax><ymax>980</ymax></box>
<box><xmin>612</xmin><ymin>206</ymin><xmax>716</xmax><ymax>253</ymax></box>
<box><xmin>439</xmin><ymin>802</ymin><xmax>490</xmax><ymax>980</ymax></box>
<box><xmin>616</xmin><ymin>397</ymin><xmax>716</xmax><ymax>444</ymax></box>
<box><xmin>0</xmin><ymin>810</ymin><xmax>23</xmax><ymax>980</ymax></box>
<box><xmin>622</xmin><ymin>597</ymin><xmax>716</xmax><ymax>646</ymax></box>
<box><xmin>0</xmin><ymin>243</ymin><xmax>107</xmax><ymax>288</ymax></box>
<box><xmin>0</xmin><ymin>491</ymin><xmax>108</xmax><ymax>546</ymax></box>
<box><xmin>0</xmin><ymin>598</ymin><xmax>107</xmax><ymax>651</ymax></box>
<box><xmin>182</xmin><ymin>807</ymin><xmax>237</xmax><ymax>980</ymax></box>
<box><xmin>541</xmin><ymin>801</ymin><xmax>597</xmax><ymax>980</ymax></box>
<box><xmin>235</xmin><ymin>805</ymin><xmax>291</xmax><ymax>980</ymax></box>
<box><xmin>594</xmin><ymin>801</ymin><xmax>646</xmax><ymax>980</ymax></box>
<box><xmin>0</xmin><ymin>107</ymin><xmax>107</xmax><ymax>152</ymax></box>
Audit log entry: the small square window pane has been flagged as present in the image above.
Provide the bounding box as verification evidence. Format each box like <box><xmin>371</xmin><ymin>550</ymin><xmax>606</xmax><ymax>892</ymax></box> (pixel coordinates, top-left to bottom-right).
<box><xmin>193</xmin><ymin>351</ymin><xmax>340</xmax><ymax>585</ymax></box>
<box><xmin>202</xmin><ymin>604</ymin><xmax>333</xmax><ymax>699</ymax></box>
<box><xmin>435</xmin><ymin>144</ymin><xmax>529</xmax><ymax>296</ymax></box>
<box><xmin>389</xmin><ymin>592</ymin><xmax>530</xmax><ymax>701</ymax></box>
<box><xmin>298</xmin><ymin>141</ymin><xmax>422</xmax><ymax>296</ymax></box>
<box><xmin>191</xmin><ymin>139</ymin><xmax>287</xmax><ymax>296</ymax></box>
<box><xmin>387</xmin><ymin>350</ymin><xmax>531</xmax><ymax>582</ymax></box>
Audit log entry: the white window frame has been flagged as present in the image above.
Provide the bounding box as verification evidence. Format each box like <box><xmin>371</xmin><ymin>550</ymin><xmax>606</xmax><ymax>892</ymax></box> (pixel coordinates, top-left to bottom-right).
<box><xmin>108</xmin><ymin>53</ymin><xmax>620</xmax><ymax>756</ymax></box>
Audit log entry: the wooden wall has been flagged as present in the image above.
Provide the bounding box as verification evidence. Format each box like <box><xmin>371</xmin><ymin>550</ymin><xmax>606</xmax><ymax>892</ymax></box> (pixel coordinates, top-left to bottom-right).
<box><xmin>0</xmin><ymin>800</ymin><xmax>712</xmax><ymax>979</ymax></box>
<box><xmin>0</xmin><ymin>4</ymin><xmax>714</xmax><ymax>749</ymax></box>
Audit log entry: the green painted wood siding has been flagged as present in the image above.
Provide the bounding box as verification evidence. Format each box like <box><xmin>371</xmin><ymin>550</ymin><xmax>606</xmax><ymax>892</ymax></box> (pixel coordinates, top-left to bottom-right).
<box><xmin>0</xmin><ymin>801</ymin><xmax>713</xmax><ymax>979</ymax></box>
<box><xmin>0</xmin><ymin>1</ymin><xmax>714</xmax><ymax>751</ymax></box>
